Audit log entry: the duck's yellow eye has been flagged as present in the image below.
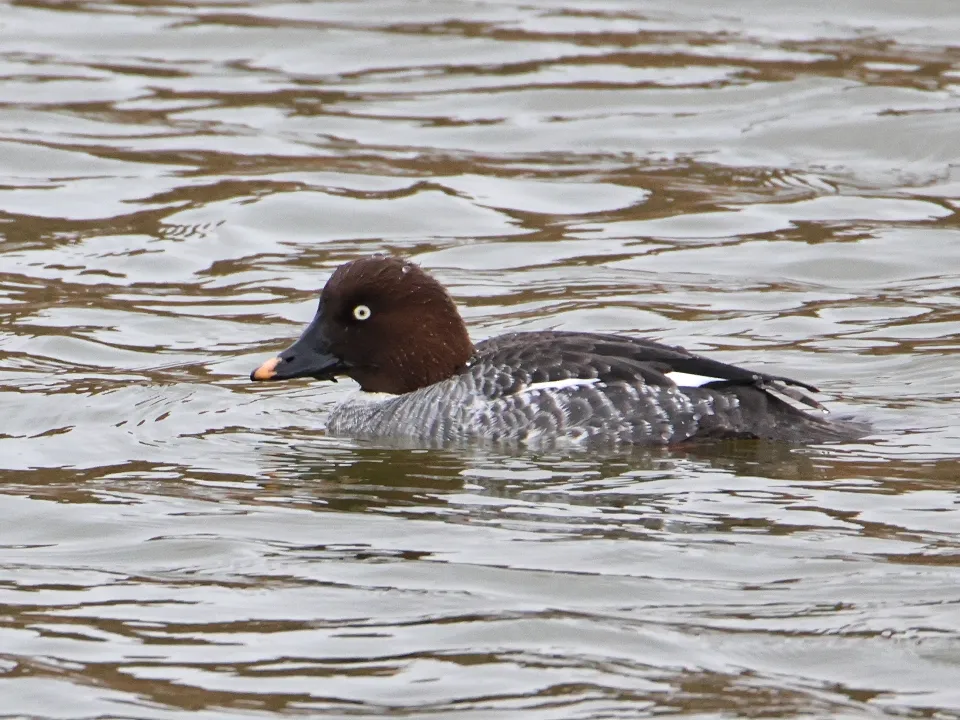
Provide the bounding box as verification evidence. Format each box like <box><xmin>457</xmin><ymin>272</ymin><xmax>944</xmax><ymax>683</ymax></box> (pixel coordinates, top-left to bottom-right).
<box><xmin>353</xmin><ymin>304</ymin><xmax>372</xmax><ymax>321</ymax></box>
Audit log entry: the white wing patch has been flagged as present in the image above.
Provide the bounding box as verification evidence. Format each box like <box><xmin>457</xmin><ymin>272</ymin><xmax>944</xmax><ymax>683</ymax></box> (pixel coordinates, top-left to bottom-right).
<box><xmin>664</xmin><ymin>371</ymin><xmax>722</xmax><ymax>388</ymax></box>
<box><xmin>522</xmin><ymin>377</ymin><xmax>601</xmax><ymax>394</ymax></box>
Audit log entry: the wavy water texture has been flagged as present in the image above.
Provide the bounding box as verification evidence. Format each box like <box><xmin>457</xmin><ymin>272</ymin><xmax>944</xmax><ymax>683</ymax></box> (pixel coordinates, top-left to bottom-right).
<box><xmin>0</xmin><ymin>0</ymin><xmax>958</xmax><ymax>718</ymax></box>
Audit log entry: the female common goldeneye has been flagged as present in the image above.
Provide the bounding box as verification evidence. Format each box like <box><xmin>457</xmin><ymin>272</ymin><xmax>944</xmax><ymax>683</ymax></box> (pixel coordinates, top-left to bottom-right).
<box><xmin>251</xmin><ymin>256</ymin><xmax>866</xmax><ymax>446</ymax></box>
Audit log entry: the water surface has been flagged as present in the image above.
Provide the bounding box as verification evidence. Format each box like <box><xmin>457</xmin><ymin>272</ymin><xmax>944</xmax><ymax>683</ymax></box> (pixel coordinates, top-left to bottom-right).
<box><xmin>1</xmin><ymin>1</ymin><xmax>959</xmax><ymax>717</ymax></box>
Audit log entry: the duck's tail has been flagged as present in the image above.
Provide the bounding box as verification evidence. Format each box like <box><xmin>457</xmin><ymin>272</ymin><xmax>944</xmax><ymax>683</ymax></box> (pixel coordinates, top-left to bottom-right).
<box><xmin>692</xmin><ymin>384</ymin><xmax>870</xmax><ymax>444</ymax></box>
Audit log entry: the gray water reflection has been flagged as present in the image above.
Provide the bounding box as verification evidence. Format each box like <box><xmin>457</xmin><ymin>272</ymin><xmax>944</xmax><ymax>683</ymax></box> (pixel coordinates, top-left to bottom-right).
<box><xmin>1</xmin><ymin>0</ymin><xmax>959</xmax><ymax>717</ymax></box>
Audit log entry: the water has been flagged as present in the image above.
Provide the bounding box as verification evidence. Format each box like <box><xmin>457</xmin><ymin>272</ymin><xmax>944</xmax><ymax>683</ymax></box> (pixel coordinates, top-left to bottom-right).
<box><xmin>1</xmin><ymin>1</ymin><xmax>959</xmax><ymax>717</ymax></box>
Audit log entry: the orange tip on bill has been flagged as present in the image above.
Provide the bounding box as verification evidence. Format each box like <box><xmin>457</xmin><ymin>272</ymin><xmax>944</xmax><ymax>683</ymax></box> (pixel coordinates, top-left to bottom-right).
<box><xmin>251</xmin><ymin>356</ymin><xmax>281</xmax><ymax>381</ymax></box>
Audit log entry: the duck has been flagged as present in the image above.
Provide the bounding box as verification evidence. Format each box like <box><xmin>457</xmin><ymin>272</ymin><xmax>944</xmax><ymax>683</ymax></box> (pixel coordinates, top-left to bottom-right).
<box><xmin>250</xmin><ymin>255</ymin><xmax>867</xmax><ymax>447</ymax></box>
